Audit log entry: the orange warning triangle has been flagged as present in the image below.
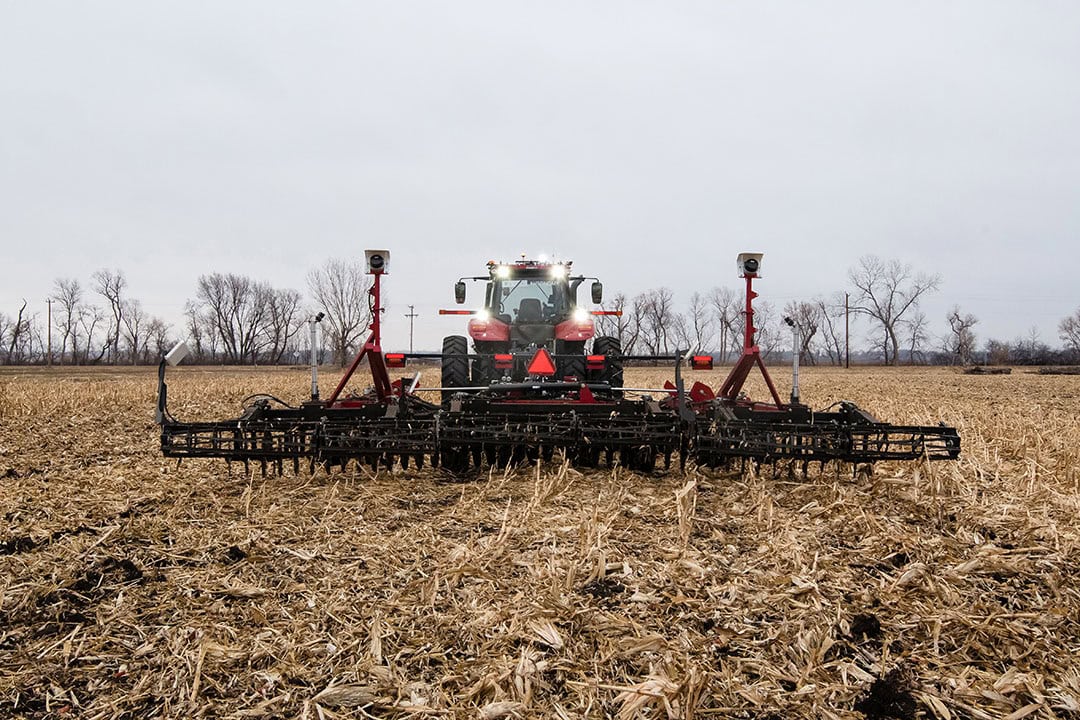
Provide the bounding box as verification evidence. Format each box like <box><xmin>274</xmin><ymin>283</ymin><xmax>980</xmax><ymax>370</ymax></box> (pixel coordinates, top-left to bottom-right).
<box><xmin>527</xmin><ymin>347</ymin><xmax>557</xmax><ymax>376</ymax></box>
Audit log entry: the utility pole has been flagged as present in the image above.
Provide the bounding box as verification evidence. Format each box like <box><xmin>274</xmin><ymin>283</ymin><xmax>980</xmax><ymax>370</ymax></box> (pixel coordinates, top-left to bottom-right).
<box><xmin>46</xmin><ymin>298</ymin><xmax>52</xmax><ymax>367</ymax></box>
<box><xmin>404</xmin><ymin>305</ymin><xmax>418</xmax><ymax>352</ymax></box>
<box><xmin>844</xmin><ymin>292</ymin><xmax>850</xmax><ymax>369</ymax></box>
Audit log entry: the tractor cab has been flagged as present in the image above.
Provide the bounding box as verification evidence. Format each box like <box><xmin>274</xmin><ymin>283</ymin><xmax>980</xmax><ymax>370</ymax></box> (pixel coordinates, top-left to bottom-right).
<box><xmin>476</xmin><ymin>260</ymin><xmax>583</xmax><ymax>348</ymax></box>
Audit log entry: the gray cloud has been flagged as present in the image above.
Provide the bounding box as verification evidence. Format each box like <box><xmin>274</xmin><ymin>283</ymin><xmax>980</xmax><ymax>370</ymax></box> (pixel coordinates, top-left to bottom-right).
<box><xmin>2</xmin><ymin>1</ymin><xmax>1078</xmax><ymax>351</ymax></box>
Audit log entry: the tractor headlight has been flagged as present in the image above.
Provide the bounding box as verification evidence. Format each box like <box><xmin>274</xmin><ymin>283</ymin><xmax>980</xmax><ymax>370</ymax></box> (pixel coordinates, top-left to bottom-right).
<box><xmin>475</xmin><ymin>309</ymin><xmax>490</xmax><ymax>322</ymax></box>
<box><xmin>496</xmin><ymin>265</ymin><xmax>511</xmax><ymax>279</ymax></box>
<box><xmin>549</xmin><ymin>264</ymin><xmax>567</xmax><ymax>279</ymax></box>
<box><xmin>572</xmin><ymin>307</ymin><xmax>589</xmax><ymax>323</ymax></box>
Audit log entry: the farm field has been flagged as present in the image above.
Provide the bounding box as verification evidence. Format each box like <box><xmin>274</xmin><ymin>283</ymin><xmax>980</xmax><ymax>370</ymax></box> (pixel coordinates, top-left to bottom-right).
<box><xmin>1</xmin><ymin>364</ymin><xmax>1079</xmax><ymax>719</ymax></box>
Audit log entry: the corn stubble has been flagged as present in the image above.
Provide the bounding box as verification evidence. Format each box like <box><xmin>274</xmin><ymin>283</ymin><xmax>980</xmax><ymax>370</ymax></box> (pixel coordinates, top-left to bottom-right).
<box><xmin>1</xmin><ymin>365</ymin><xmax>1078</xmax><ymax>719</ymax></box>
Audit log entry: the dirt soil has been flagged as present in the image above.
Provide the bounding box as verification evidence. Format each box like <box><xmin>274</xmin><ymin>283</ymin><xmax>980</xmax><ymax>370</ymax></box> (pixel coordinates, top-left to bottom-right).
<box><xmin>1</xmin><ymin>365</ymin><xmax>1078</xmax><ymax>719</ymax></box>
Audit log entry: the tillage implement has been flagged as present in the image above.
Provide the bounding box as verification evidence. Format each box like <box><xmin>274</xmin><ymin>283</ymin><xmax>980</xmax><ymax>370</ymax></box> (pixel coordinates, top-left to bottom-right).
<box><xmin>156</xmin><ymin>250</ymin><xmax>960</xmax><ymax>474</ymax></box>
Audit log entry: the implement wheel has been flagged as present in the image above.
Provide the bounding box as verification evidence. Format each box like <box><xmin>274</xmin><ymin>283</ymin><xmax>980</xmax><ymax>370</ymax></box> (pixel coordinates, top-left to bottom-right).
<box><xmin>441</xmin><ymin>335</ymin><xmax>470</xmax><ymax>404</ymax></box>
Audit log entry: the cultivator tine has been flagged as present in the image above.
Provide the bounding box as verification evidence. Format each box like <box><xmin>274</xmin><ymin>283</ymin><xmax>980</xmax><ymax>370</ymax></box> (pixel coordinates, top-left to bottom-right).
<box><xmin>692</xmin><ymin>418</ymin><xmax>960</xmax><ymax>467</ymax></box>
<box><xmin>160</xmin><ymin>396</ymin><xmax>958</xmax><ymax>475</ymax></box>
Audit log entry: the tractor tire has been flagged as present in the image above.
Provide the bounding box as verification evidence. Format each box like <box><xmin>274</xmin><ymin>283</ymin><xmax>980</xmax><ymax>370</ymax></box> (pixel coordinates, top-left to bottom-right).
<box><xmin>556</xmin><ymin>340</ymin><xmax>586</xmax><ymax>382</ymax></box>
<box><xmin>592</xmin><ymin>336</ymin><xmax>624</xmax><ymax>391</ymax></box>
<box><xmin>471</xmin><ymin>341</ymin><xmax>505</xmax><ymax>387</ymax></box>
<box><xmin>441</xmin><ymin>335</ymin><xmax>470</xmax><ymax>405</ymax></box>
<box><xmin>471</xmin><ymin>355</ymin><xmax>495</xmax><ymax>387</ymax></box>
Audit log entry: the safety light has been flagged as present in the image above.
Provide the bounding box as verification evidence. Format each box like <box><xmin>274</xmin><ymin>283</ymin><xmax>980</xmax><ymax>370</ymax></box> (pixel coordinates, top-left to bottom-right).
<box><xmin>494</xmin><ymin>353</ymin><xmax>514</xmax><ymax>369</ymax></box>
<box><xmin>385</xmin><ymin>353</ymin><xmax>406</xmax><ymax>368</ymax></box>
<box><xmin>690</xmin><ymin>355</ymin><xmax>714</xmax><ymax>370</ymax></box>
<box><xmin>526</xmin><ymin>348</ymin><xmax>557</xmax><ymax>377</ymax></box>
<box><xmin>586</xmin><ymin>354</ymin><xmax>605</xmax><ymax>371</ymax></box>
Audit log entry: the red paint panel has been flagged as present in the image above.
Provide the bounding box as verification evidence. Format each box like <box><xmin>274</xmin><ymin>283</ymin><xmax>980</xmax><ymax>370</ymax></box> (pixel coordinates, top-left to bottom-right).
<box><xmin>555</xmin><ymin>318</ymin><xmax>595</xmax><ymax>342</ymax></box>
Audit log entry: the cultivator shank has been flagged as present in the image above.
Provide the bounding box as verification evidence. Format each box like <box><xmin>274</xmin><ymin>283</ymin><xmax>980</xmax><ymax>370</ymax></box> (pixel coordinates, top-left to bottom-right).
<box><xmin>692</xmin><ymin>413</ymin><xmax>960</xmax><ymax>467</ymax></box>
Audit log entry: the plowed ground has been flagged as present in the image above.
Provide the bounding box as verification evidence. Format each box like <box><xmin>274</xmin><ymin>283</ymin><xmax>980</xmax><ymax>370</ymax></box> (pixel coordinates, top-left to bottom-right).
<box><xmin>1</xmin><ymin>365</ymin><xmax>1078</xmax><ymax>719</ymax></box>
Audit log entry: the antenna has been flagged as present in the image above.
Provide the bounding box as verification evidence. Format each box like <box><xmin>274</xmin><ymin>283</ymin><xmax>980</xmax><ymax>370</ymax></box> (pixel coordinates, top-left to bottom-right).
<box><xmin>405</xmin><ymin>305</ymin><xmax>418</xmax><ymax>352</ymax></box>
<box><xmin>309</xmin><ymin>312</ymin><xmax>325</xmax><ymax>400</ymax></box>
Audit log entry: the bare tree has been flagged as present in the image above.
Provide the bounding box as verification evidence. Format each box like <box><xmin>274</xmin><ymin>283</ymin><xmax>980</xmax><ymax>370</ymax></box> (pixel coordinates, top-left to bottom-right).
<box><xmin>184</xmin><ymin>300</ymin><xmax>212</xmax><ymax>362</ymax></box>
<box><xmin>905</xmin><ymin>310</ymin><xmax>931</xmax><ymax>365</ymax></box>
<box><xmin>0</xmin><ymin>314</ymin><xmax>7</xmax><ymax>359</ymax></box>
<box><xmin>848</xmin><ymin>255</ymin><xmax>940</xmax><ymax>365</ymax></box>
<box><xmin>92</xmin><ymin>269</ymin><xmax>126</xmax><ymax>364</ymax></box>
<box><xmin>624</xmin><ymin>293</ymin><xmax>648</xmax><ymax>355</ymax></box>
<box><xmin>121</xmin><ymin>299</ymin><xmax>147</xmax><ymax>364</ymax></box>
<box><xmin>945</xmin><ymin>306</ymin><xmax>979</xmax><ymax>365</ymax></box>
<box><xmin>1011</xmin><ymin>326</ymin><xmax>1053</xmax><ymax>365</ymax></box>
<box><xmin>53</xmin><ymin>278</ymin><xmax>83</xmax><ymax>364</ymax></box>
<box><xmin>686</xmin><ymin>291</ymin><xmax>715</xmax><ymax>353</ymax></box>
<box><xmin>639</xmin><ymin>287</ymin><xmax>676</xmax><ymax>355</ymax></box>
<box><xmin>783</xmin><ymin>301</ymin><xmax>821</xmax><ymax>365</ymax></box>
<box><xmin>147</xmin><ymin>318</ymin><xmax>173</xmax><ymax>361</ymax></box>
<box><xmin>671</xmin><ymin>312</ymin><xmax>693</xmax><ymax>353</ymax></box>
<box><xmin>3</xmin><ymin>301</ymin><xmax>30</xmax><ymax>365</ymax></box>
<box><xmin>815</xmin><ymin>294</ymin><xmax>846</xmax><ymax>366</ymax></box>
<box><xmin>1060</xmin><ymin>307</ymin><xmax>1080</xmax><ymax>359</ymax></box>
<box><xmin>78</xmin><ymin>305</ymin><xmax>109</xmax><ymax>364</ymax></box>
<box><xmin>263</xmin><ymin>288</ymin><xmax>304</xmax><ymax>364</ymax></box>
<box><xmin>307</xmin><ymin>259</ymin><xmax>371</xmax><ymax>366</ymax></box>
<box><xmin>985</xmin><ymin>338</ymin><xmax>1010</xmax><ymax>365</ymax></box>
<box><xmin>709</xmin><ymin>286</ymin><xmax>741</xmax><ymax>362</ymax></box>
<box><xmin>195</xmin><ymin>273</ymin><xmax>272</xmax><ymax>364</ymax></box>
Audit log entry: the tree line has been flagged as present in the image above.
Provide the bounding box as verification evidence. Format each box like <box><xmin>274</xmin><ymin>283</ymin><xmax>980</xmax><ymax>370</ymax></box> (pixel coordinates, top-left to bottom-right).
<box><xmin>2</xmin><ymin>254</ymin><xmax>1079</xmax><ymax>366</ymax></box>
<box><xmin>0</xmin><ymin>259</ymin><xmax>373</xmax><ymax>366</ymax></box>
<box><xmin>595</xmin><ymin>255</ymin><xmax>1080</xmax><ymax>366</ymax></box>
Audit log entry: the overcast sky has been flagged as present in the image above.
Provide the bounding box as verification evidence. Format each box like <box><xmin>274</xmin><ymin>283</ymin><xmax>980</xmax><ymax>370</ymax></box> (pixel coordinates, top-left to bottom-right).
<box><xmin>2</xmin><ymin>1</ymin><xmax>1078</xmax><ymax>353</ymax></box>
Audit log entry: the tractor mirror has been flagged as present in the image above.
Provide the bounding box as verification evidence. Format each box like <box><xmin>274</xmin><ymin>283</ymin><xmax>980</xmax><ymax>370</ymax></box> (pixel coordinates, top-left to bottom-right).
<box><xmin>591</xmin><ymin>281</ymin><xmax>603</xmax><ymax>304</ymax></box>
<box><xmin>454</xmin><ymin>281</ymin><xmax>466</xmax><ymax>304</ymax></box>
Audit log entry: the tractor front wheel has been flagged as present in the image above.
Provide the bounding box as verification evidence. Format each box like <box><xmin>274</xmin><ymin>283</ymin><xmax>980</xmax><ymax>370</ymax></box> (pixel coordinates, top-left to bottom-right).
<box><xmin>556</xmin><ymin>340</ymin><xmax>586</xmax><ymax>382</ymax></box>
<box><xmin>592</xmin><ymin>336</ymin><xmax>623</xmax><ymax>392</ymax></box>
<box><xmin>441</xmin><ymin>335</ymin><xmax>470</xmax><ymax>404</ymax></box>
<box><xmin>471</xmin><ymin>341</ymin><xmax>506</xmax><ymax>387</ymax></box>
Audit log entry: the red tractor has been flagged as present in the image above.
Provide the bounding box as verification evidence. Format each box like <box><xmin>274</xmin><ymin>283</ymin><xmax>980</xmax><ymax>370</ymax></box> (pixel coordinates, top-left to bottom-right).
<box><xmin>440</xmin><ymin>259</ymin><xmax>623</xmax><ymax>399</ymax></box>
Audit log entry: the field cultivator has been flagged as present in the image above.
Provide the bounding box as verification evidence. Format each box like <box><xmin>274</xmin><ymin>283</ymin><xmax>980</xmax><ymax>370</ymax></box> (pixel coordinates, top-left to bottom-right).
<box><xmin>157</xmin><ymin>251</ymin><xmax>960</xmax><ymax>475</ymax></box>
